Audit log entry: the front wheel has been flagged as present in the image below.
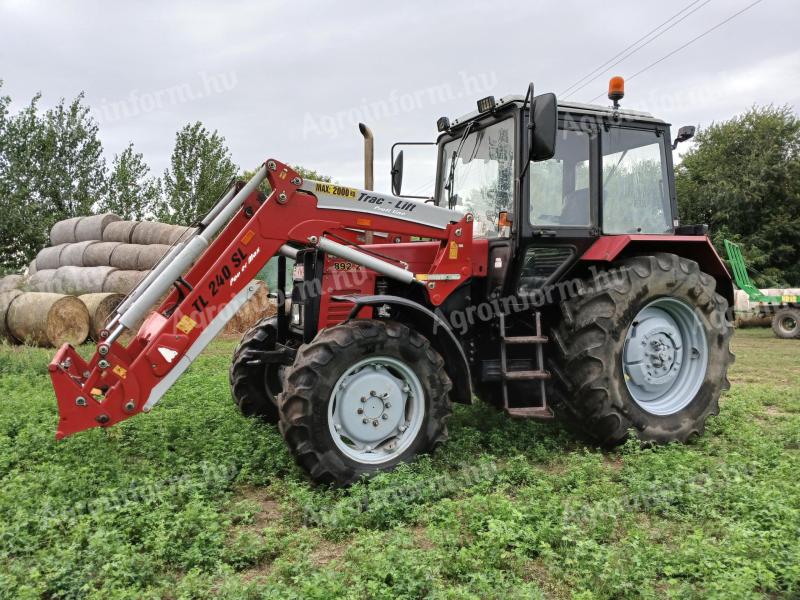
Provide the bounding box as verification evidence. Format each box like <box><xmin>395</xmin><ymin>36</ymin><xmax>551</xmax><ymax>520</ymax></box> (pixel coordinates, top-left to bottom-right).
<box><xmin>278</xmin><ymin>320</ymin><xmax>452</xmax><ymax>486</ymax></box>
<box><xmin>549</xmin><ymin>253</ymin><xmax>734</xmax><ymax>446</ymax></box>
<box><xmin>229</xmin><ymin>317</ymin><xmax>287</xmax><ymax>423</ymax></box>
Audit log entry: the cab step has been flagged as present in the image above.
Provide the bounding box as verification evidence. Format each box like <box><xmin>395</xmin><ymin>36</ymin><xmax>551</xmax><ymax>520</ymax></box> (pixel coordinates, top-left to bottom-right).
<box><xmin>504</xmin><ymin>369</ymin><xmax>550</xmax><ymax>381</ymax></box>
<box><xmin>505</xmin><ymin>406</ymin><xmax>554</xmax><ymax>420</ymax></box>
<box><xmin>498</xmin><ymin>312</ymin><xmax>551</xmax><ymax>417</ymax></box>
<box><xmin>503</xmin><ymin>335</ymin><xmax>548</xmax><ymax>344</ymax></box>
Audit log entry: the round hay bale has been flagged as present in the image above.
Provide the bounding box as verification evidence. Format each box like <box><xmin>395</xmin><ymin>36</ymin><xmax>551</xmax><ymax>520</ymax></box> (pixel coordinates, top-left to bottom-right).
<box><xmin>103</xmin><ymin>220</ymin><xmax>139</xmax><ymax>243</ymax></box>
<box><xmin>0</xmin><ymin>289</ymin><xmax>23</xmax><ymax>342</ymax></box>
<box><xmin>131</xmin><ymin>222</ymin><xmax>176</xmax><ymax>246</ymax></box>
<box><xmin>223</xmin><ymin>280</ymin><xmax>272</xmax><ymax>334</ymax></box>
<box><xmin>79</xmin><ymin>293</ymin><xmax>124</xmax><ymax>341</ymax></box>
<box><xmin>83</xmin><ymin>241</ymin><xmax>123</xmax><ymax>267</ymax></box>
<box><xmin>0</xmin><ymin>274</ymin><xmax>25</xmax><ymax>293</ymax></box>
<box><xmin>109</xmin><ymin>244</ymin><xmax>144</xmax><ymax>270</ymax></box>
<box><xmin>53</xmin><ymin>266</ymin><xmax>116</xmax><ymax>295</ymax></box>
<box><xmin>136</xmin><ymin>244</ymin><xmax>170</xmax><ymax>270</ymax></box>
<box><xmin>50</xmin><ymin>217</ymin><xmax>81</xmax><ymax>246</ymax></box>
<box><xmin>36</xmin><ymin>244</ymin><xmax>68</xmax><ymax>271</ymax></box>
<box><xmin>162</xmin><ymin>225</ymin><xmax>191</xmax><ymax>245</ymax></box>
<box><xmin>28</xmin><ymin>259</ymin><xmax>37</xmax><ymax>276</ymax></box>
<box><xmin>28</xmin><ymin>269</ymin><xmax>58</xmax><ymax>292</ymax></box>
<box><xmin>74</xmin><ymin>213</ymin><xmax>121</xmax><ymax>242</ymax></box>
<box><xmin>59</xmin><ymin>241</ymin><xmax>99</xmax><ymax>267</ymax></box>
<box><xmin>103</xmin><ymin>270</ymin><xmax>148</xmax><ymax>295</ymax></box>
<box><xmin>7</xmin><ymin>292</ymin><xmax>90</xmax><ymax>347</ymax></box>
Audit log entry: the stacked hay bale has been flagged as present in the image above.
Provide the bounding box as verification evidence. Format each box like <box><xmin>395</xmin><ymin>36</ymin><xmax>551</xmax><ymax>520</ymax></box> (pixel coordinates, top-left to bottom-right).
<box><xmin>225</xmin><ymin>280</ymin><xmax>275</xmax><ymax>334</ymax></box>
<box><xmin>5</xmin><ymin>293</ymin><xmax>90</xmax><ymax>347</ymax></box>
<box><xmin>0</xmin><ymin>213</ymin><xmax>272</xmax><ymax>347</ymax></box>
<box><xmin>79</xmin><ymin>293</ymin><xmax>125</xmax><ymax>341</ymax></box>
<box><xmin>25</xmin><ymin>214</ymin><xmax>186</xmax><ymax>296</ymax></box>
<box><xmin>0</xmin><ymin>214</ymin><xmax>183</xmax><ymax>347</ymax></box>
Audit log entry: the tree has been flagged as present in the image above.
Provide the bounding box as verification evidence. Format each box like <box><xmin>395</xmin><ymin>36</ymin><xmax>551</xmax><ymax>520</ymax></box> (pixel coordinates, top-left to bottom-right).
<box><xmin>39</xmin><ymin>93</ymin><xmax>106</xmax><ymax>217</ymax></box>
<box><xmin>676</xmin><ymin>105</ymin><xmax>800</xmax><ymax>286</ymax></box>
<box><xmin>239</xmin><ymin>164</ymin><xmax>332</xmax><ymax>196</ymax></box>
<box><xmin>291</xmin><ymin>166</ymin><xmax>332</xmax><ymax>184</ymax></box>
<box><xmin>159</xmin><ymin>122</ymin><xmax>237</xmax><ymax>225</ymax></box>
<box><xmin>0</xmin><ymin>91</ymin><xmax>106</xmax><ymax>271</ymax></box>
<box><xmin>100</xmin><ymin>143</ymin><xmax>161</xmax><ymax>220</ymax></box>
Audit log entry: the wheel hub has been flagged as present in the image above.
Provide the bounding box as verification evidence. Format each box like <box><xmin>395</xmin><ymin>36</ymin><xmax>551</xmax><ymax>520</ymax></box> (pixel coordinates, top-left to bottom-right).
<box><xmin>622</xmin><ymin>298</ymin><xmax>709</xmax><ymax>416</ymax></box>
<box><xmin>625</xmin><ymin>320</ymin><xmax>683</xmax><ymax>391</ymax></box>
<box><xmin>336</xmin><ymin>366</ymin><xmax>406</xmax><ymax>444</ymax></box>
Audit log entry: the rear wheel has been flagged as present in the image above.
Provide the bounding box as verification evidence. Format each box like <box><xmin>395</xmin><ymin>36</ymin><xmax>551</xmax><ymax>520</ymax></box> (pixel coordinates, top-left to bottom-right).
<box><xmin>549</xmin><ymin>253</ymin><xmax>734</xmax><ymax>446</ymax></box>
<box><xmin>772</xmin><ymin>307</ymin><xmax>800</xmax><ymax>339</ymax></box>
<box><xmin>278</xmin><ymin>320</ymin><xmax>452</xmax><ymax>486</ymax></box>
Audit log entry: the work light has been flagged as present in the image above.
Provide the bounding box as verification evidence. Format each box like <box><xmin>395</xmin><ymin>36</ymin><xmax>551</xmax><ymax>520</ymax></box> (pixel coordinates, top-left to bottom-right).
<box><xmin>476</xmin><ymin>96</ymin><xmax>496</xmax><ymax>113</ymax></box>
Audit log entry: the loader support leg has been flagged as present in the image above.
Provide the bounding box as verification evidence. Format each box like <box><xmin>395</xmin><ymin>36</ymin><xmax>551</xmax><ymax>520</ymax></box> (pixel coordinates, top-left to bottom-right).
<box><xmin>277</xmin><ymin>254</ymin><xmax>288</xmax><ymax>343</ymax></box>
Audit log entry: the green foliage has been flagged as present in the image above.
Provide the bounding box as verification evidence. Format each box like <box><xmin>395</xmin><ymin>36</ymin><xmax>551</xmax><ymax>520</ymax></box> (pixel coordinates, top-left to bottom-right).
<box><xmin>240</xmin><ymin>164</ymin><xmax>333</xmax><ymax>198</ymax></box>
<box><xmin>159</xmin><ymin>122</ymin><xmax>238</xmax><ymax>225</ymax></box>
<box><xmin>0</xmin><ymin>88</ymin><xmax>105</xmax><ymax>271</ymax></box>
<box><xmin>99</xmin><ymin>143</ymin><xmax>161</xmax><ymax>220</ymax></box>
<box><xmin>292</xmin><ymin>165</ymin><xmax>333</xmax><ymax>184</ymax></box>
<box><xmin>676</xmin><ymin>105</ymin><xmax>800</xmax><ymax>286</ymax></box>
<box><xmin>0</xmin><ymin>330</ymin><xmax>798</xmax><ymax>598</ymax></box>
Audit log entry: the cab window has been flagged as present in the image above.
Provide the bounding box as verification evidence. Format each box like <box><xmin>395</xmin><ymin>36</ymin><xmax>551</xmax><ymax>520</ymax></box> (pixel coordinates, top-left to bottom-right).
<box><xmin>602</xmin><ymin>127</ymin><xmax>671</xmax><ymax>234</ymax></box>
<box><xmin>440</xmin><ymin>119</ymin><xmax>515</xmax><ymax>238</ymax></box>
<box><xmin>530</xmin><ymin>128</ymin><xmax>592</xmax><ymax>227</ymax></box>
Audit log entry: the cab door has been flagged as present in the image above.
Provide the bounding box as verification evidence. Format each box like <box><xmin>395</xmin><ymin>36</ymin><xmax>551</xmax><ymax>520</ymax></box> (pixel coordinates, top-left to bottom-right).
<box><xmin>512</xmin><ymin>117</ymin><xmax>600</xmax><ymax>297</ymax></box>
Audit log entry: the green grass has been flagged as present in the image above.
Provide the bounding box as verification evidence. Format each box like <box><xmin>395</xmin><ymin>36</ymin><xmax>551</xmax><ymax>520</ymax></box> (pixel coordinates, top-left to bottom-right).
<box><xmin>0</xmin><ymin>328</ymin><xmax>798</xmax><ymax>599</ymax></box>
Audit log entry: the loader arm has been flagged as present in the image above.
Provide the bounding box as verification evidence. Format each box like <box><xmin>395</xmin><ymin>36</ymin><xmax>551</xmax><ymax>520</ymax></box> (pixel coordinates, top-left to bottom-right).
<box><xmin>50</xmin><ymin>159</ymin><xmax>474</xmax><ymax>440</ymax></box>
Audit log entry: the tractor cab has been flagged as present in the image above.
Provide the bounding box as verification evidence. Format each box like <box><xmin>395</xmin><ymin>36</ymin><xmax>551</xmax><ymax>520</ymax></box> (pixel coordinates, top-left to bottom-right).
<box><xmin>405</xmin><ymin>83</ymin><xmax>683</xmax><ymax>298</ymax></box>
<box><xmin>386</xmin><ymin>81</ymin><xmax>723</xmax><ymax>422</ymax></box>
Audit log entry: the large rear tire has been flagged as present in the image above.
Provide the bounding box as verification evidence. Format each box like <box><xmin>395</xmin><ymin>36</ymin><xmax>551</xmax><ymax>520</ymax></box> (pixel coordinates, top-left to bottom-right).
<box><xmin>772</xmin><ymin>307</ymin><xmax>800</xmax><ymax>339</ymax></box>
<box><xmin>229</xmin><ymin>317</ymin><xmax>285</xmax><ymax>423</ymax></box>
<box><xmin>549</xmin><ymin>253</ymin><xmax>734</xmax><ymax>446</ymax></box>
<box><xmin>278</xmin><ymin>320</ymin><xmax>452</xmax><ymax>486</ymax></box>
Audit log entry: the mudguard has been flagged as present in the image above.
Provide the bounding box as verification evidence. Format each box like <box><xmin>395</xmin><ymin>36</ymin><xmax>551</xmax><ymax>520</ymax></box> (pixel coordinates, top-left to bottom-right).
<box><xmin>580</xmin><ymin>235</ymin><xmax>734</xmax><ymax>306</ymax></box>
<box><xmin>336</xmin><ymin>294</ymin><xmax>472</xmax><ymax>405</ymax></box>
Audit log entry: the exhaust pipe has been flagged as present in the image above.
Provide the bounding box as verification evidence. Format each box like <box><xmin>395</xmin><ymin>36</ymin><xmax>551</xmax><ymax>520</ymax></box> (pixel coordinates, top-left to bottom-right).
<box><xmin>359</xmin><ymin>122</ymin><xmax>374</xmax><ymax>191</ymax></box>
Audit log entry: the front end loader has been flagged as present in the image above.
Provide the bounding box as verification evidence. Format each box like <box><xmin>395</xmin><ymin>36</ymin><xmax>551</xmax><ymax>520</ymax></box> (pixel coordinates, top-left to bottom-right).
<box><xmin>51</xmin><ymin>78</ymin><xmax>735</xmax><ymax>485</ymax></box>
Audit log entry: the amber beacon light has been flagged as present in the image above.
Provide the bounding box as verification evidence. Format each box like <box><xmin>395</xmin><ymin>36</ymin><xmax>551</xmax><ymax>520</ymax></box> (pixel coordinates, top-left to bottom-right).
<box><xmin>608</xmin><ymin>76</ymin><xmax>625</xmax><ymax>109</ymax></box>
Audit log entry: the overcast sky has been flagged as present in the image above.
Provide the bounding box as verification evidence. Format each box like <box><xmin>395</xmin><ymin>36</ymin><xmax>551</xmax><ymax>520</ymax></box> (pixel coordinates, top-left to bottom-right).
<box><xmin>1</xmin><ymin>0</ymin><xmax>798</xmax><ymax>192</ymax></box>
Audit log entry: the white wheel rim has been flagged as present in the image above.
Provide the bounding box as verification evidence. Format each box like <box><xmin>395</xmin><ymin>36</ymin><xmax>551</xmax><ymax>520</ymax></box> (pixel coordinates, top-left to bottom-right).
<box><xmin>327</xmin><ymin>356</ymin><xmax>425</xmax><ymax>465</ymax></box>
<box><xmin>622</xmin><ymin>297</ymin><xmax>709</xmax><ymax>416</ymax></box>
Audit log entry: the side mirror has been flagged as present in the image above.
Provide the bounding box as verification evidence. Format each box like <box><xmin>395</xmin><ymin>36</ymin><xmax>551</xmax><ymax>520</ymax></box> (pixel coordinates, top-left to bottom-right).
<box><xmin>530</xmin><ymin>93</ymin><xmax>557</xmax><ymax>161</ymax></box>
<box><xmin>391</xmin><ymin>150</ymin><xmax>404</xmax><ymax>196</ymax></box>
<box><xmin>672</xmin><ymin>125</ymin><xmax>696</xmax><ymax>149</ymax></box>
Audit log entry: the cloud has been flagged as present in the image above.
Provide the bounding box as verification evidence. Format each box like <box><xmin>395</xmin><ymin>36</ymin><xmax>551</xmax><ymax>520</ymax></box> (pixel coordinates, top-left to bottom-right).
<box><xmin>0</xmin><ymin>0</ymin><xmax>796</xmax><ymax>191</ymax></box>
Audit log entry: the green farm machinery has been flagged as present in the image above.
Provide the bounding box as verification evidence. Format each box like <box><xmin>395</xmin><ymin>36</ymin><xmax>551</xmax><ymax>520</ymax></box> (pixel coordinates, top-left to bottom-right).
<box><xmin>724</xmin><ymin>240</ymin><xmax>799</xmax><ymax>339</ymax></box>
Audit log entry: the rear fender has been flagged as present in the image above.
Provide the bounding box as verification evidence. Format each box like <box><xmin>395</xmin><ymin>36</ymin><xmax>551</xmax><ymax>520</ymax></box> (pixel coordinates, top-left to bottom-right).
<box><xmin>580</xmin><ymin>235</ymin><xmax>734</xmax><ymax>306</ymax></box>
<box><xmin>335</xmin><ymin>294</ymin><xmax>472</xmax><ymax>404</ymax></box>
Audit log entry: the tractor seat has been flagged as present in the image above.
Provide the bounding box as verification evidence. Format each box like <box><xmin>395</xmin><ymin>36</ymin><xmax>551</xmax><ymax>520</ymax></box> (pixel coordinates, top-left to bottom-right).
<box><xmin>560</xmin><ymin>188</ymin><xmax>589</xmax><ymax>226</ymax></box>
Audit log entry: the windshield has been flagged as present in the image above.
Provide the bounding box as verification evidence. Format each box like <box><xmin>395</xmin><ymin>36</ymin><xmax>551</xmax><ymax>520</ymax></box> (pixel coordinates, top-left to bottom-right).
<box><xmin>439</xmin><ymin>119</ymin><xmax>515</xmax><ymax>237</ymax></box>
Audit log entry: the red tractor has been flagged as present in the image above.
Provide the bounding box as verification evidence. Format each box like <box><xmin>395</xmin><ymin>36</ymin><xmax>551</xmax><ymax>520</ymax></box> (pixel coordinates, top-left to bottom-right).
<box><xmin>50</xmin><ymin>79</ymin><xmax>734</xmax><ymax>485</ymax></box>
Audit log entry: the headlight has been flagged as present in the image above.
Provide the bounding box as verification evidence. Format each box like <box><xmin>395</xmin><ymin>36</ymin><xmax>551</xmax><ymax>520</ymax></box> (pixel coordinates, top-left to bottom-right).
<box><xmin>292</xmin><ymin>264</ymin><xmax>305</xmax><ymax>281</ymax></box>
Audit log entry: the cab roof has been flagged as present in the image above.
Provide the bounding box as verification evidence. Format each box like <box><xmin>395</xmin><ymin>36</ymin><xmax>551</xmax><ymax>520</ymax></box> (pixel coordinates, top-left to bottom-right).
<box><xmin>448</xmin><ymin>95</ymin><xmax>668</xmax><ymax>129</ymax></box>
